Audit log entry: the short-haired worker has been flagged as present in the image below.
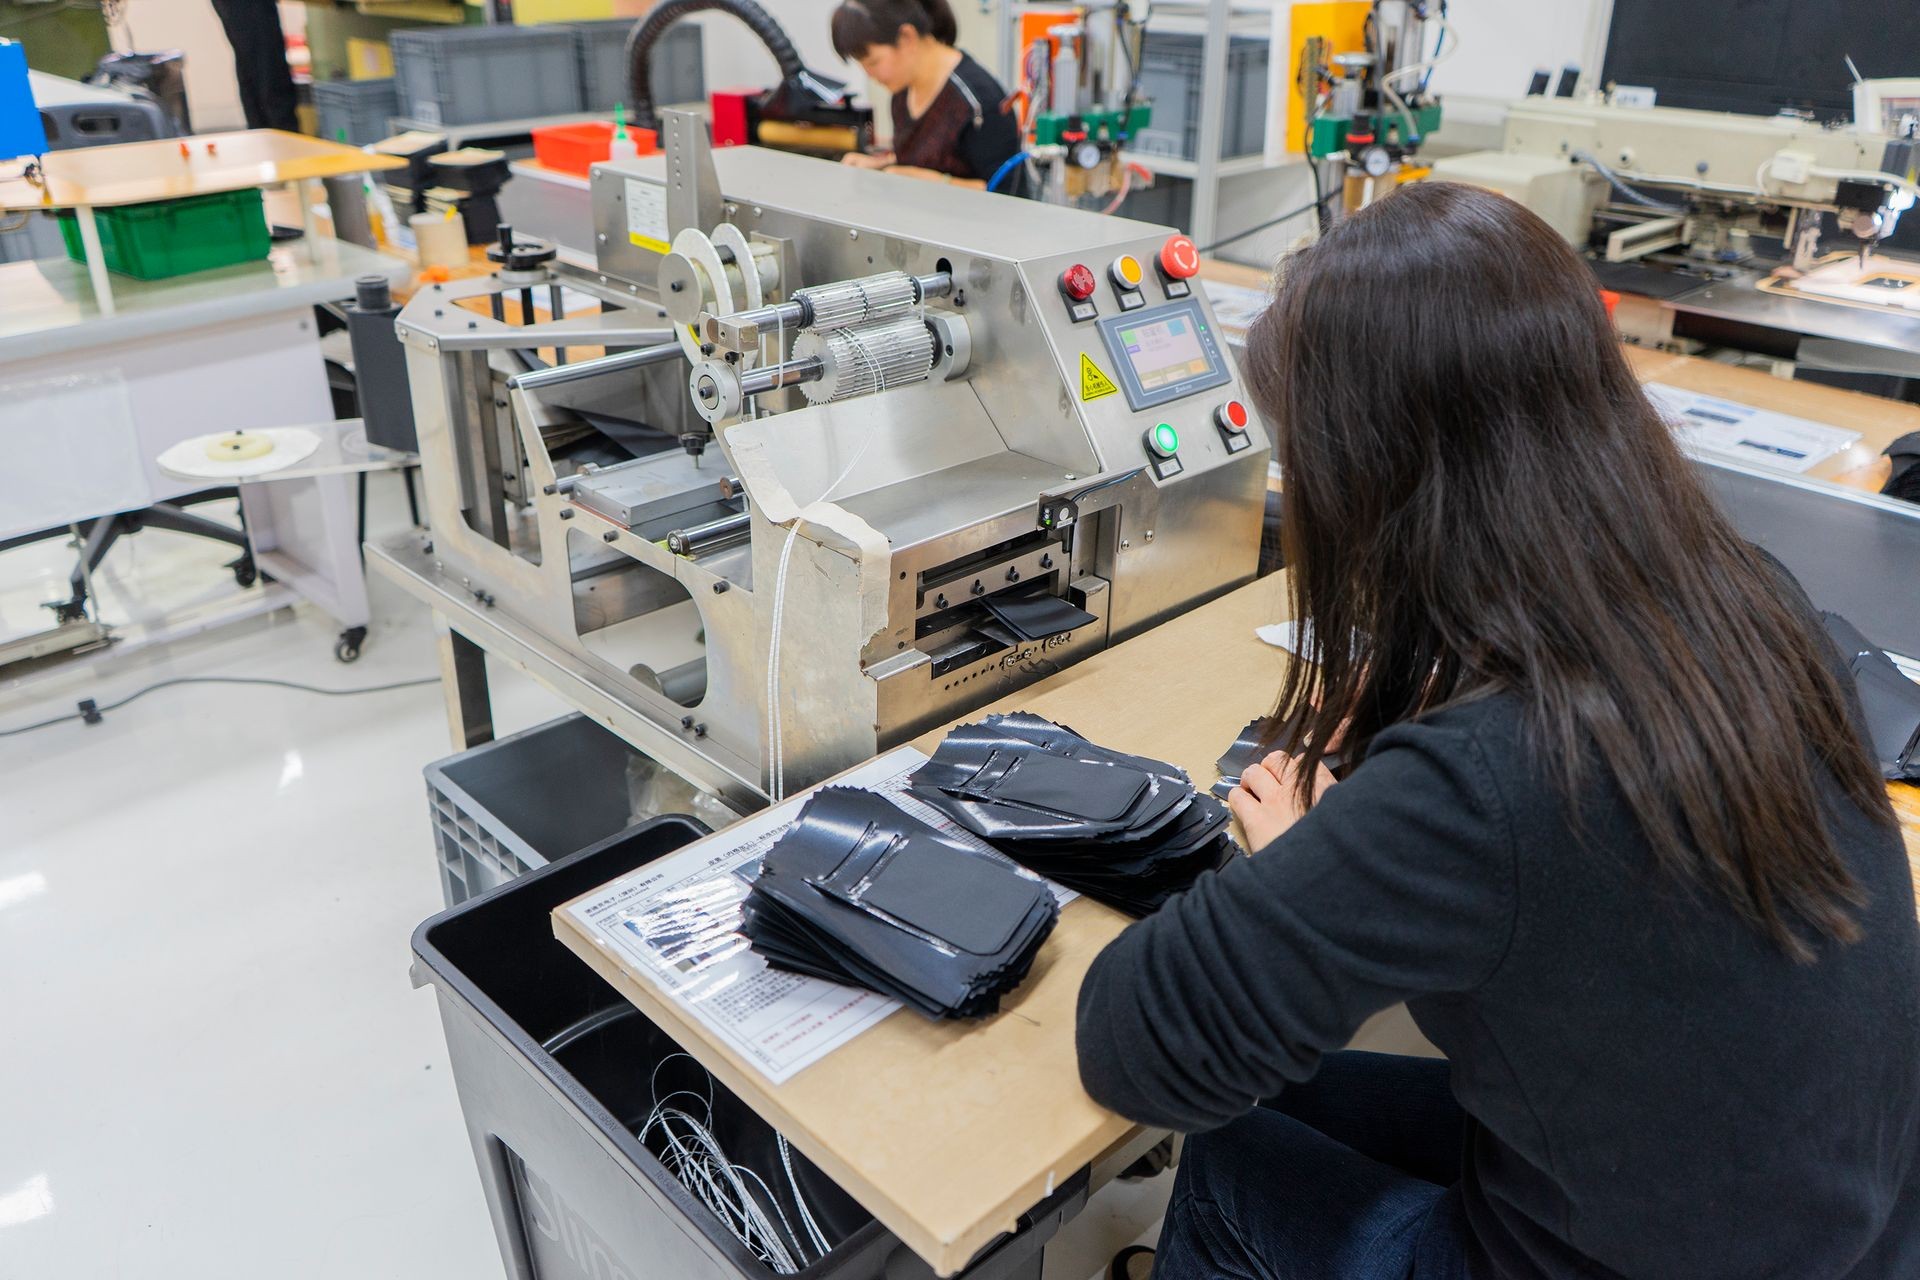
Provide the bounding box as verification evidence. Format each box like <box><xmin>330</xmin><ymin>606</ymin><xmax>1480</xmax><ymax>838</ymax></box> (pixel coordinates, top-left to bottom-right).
<box><xmin>1076</xmin><ymin>182</ymin><xmax>1920</xmax><ymax>1279</ymax></box>
<box><xmin>830</xmin><ymin>0</ymin><xmax>1025</xmax><ymax>194</ymax></box>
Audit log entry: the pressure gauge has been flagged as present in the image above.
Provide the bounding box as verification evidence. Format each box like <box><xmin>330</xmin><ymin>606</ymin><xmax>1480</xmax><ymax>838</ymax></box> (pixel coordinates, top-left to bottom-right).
<box><xmin>1359</xmin><ymin>145</ymin><xmax>1393</xmax><ymax>178</ymax></box>
<box><xmin>1072</xmin><ymin>140</ymin><xmax>1103</xmax><ymax>170</ymax></box>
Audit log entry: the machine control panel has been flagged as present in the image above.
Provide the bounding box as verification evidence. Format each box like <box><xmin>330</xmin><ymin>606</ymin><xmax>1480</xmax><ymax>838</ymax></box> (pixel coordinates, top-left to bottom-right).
<box><xmin>1093</xmin><ymin>298</ymin><xmax>1233</xmax><ymax>412</ymax></box>
<box><xmin>1059</xmin><ymin>263</ymin><xmax>1099</xmax><ymax>323</ymax></box>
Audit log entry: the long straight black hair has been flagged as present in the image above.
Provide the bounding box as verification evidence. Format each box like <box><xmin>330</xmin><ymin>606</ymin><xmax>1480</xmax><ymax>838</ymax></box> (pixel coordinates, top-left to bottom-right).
<box><xmin>1244</xmin><ymin>181</ymin><xmax>1895</xmax><ymax>962</ymax></box>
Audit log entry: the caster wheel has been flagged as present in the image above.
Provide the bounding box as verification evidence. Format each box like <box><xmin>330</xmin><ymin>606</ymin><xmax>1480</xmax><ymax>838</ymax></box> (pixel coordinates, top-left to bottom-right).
<box><xmin>334</xmin><ymin>626</ymin><xmax>368</xmax><ymax>664</ymax></box>
<box><xmin>230</xmin><ymin>556</ymin><xmax>258</xmax><ymax>588</ymax></box>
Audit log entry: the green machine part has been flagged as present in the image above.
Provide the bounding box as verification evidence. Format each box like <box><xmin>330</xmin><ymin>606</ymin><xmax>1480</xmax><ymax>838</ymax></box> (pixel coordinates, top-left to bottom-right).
<box><xmin>1307</xmin><ymin>103</ymin><xmax>1443</xmax><ymax>159</ymax></box>
<box><xmin>0</xmin><ymin>0</ymin><xmax>109</xmax><ymax>80</ymax></box>
<box><xmin>1034</xmin><ymin>102</ymin><xmax>1152</xmax><ymax>148</ymax></box>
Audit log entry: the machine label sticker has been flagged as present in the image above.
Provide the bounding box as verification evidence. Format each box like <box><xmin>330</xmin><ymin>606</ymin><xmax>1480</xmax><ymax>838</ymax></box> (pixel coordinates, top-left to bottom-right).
<box><xmin>1079</xmin><ymin>353</ymin><xmax>1119</xmax><ymax>401</ymax></box>
<box><xmin>624</xmin><ymin>178</ymin><xmax>670</xmax><ymax>254</ymax></box>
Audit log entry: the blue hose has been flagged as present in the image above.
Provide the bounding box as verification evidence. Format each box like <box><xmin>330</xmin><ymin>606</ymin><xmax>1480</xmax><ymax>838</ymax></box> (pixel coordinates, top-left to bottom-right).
<box><xmin>986</xmin><ymin>152</ymin><xmax>1028</xmax><ymax>193</ymax></box>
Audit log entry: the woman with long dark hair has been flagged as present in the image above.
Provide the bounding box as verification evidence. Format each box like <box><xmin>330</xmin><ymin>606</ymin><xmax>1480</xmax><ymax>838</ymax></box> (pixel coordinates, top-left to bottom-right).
<box><xmin>829</xmin><ymin>0</ymin><xmax>1024</xmax><ymax>193</ymax></box>
<box><xmin>1076</xmin><ymin>182</ymin><xmax>1920</xmax><ymax>1278</ymax></box>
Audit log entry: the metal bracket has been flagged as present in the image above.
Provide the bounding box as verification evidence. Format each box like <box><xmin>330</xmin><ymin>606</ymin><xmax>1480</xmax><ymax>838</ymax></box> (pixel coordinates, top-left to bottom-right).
<box><xmin>663</xmin><ymin>107</ymin><xmax>723</xmax><ymax>239</ymax></box>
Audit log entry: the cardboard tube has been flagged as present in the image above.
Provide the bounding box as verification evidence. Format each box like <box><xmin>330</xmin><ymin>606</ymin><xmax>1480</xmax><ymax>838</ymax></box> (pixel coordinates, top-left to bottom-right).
<box><xmin>411</xmin><ymin>212</ymin><xmax>468</xmax><ymax>269</ymax></box>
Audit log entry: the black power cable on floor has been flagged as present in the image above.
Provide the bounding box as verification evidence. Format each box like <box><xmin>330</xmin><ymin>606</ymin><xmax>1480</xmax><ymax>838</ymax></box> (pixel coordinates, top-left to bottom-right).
<box><xmin>0</xmin><ymin>674</ymin><xmax>441</xmax><ymax>740</ymax></box>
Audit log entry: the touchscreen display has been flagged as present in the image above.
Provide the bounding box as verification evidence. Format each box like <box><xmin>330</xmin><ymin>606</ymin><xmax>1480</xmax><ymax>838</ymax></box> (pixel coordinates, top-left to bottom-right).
<box><xmin>1116</xmin><ymin>313</ymin><xmax>1217</xmax><ymax>392</ymax></box>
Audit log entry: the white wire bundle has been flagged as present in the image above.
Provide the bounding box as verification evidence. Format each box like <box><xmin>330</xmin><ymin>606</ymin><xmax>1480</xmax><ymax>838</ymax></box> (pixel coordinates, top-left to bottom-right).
<box><xmin>765</xmin><ymin>315</ymin><xmax>894</xmax><ymax>802</ymax></box>
<box><xmin>640</xmin><ymin>1055</ymin><xmax>832</xmax><ymax>1273</ymax></box>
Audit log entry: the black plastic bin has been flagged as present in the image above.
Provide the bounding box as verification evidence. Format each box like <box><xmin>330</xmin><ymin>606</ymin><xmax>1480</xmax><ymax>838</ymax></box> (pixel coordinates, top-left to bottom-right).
<box><xmin>412</xmin><ymin>818</ymin><xmax>1086</xmax><ymax>1280</ymax></box>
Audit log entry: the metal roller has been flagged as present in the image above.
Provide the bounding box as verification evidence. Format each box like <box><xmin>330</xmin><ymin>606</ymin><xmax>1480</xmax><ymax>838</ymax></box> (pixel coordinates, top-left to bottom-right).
<box><xmin>793</xmin><ymin>271</ymin><xmax>921</xmax><ymax>329</ymax></box>
<box><xmin>793</xmin><ymin>315</ymin><xmax>936</xmax><ymax>405</ymax></box>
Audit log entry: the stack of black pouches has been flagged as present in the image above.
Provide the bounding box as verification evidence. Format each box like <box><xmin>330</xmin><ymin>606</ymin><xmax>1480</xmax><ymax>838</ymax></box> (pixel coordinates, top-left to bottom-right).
<box><xmin>907</xmin><ymin>712</ymin><xmax>1236</xmax><ymax>918</ymax></box>
<box><xmin>741</xmin><ymin>787</ymin><xmax>1058</xmax><ymax>1019</ymax></box>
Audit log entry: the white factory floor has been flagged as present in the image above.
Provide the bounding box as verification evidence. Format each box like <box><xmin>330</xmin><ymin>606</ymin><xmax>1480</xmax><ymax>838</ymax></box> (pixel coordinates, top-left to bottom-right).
<box><xmin>0</xmin><ymin>470</ymin><xmax>1166</xmax><ymax>1280</ymax></box>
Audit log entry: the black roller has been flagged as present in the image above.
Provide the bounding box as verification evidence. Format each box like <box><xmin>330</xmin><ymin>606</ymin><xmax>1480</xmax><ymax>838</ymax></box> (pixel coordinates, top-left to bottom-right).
<box><xmin>625</xmin><ymin>0</ymin><xmax>806</xmax><ymax>131</ymax></box>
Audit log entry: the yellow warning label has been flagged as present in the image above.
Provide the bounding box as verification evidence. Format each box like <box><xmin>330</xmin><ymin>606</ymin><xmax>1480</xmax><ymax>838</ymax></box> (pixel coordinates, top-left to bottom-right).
<box><xmin>1080</xmin><ymin>353</ymin><xmax>1119</xmax><ymax>402</ymax></box>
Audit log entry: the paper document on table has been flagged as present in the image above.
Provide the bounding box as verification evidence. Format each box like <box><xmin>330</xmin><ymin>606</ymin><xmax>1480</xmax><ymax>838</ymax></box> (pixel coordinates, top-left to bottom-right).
<box><xmin>1202</xmin><ymin>280</ymin><xmax>1269</xmax><ymax>335</ymax></box>
<box><xmin>560</xmin><ymin>746</ymin><xmax>1072</xmax><ymax>1084</ymax></box>
<box><xmin>1645</xmin><ymin>383</ymin><xmax>1860</xmax><ymax>474</ymax></box>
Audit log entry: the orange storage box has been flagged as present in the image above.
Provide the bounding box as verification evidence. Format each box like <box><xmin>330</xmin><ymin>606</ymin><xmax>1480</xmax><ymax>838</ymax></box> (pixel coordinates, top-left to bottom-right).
<box><xmin>530</xmin><ymin>121</ymin><xmax>657</xmax><ymax>177</ymax></box>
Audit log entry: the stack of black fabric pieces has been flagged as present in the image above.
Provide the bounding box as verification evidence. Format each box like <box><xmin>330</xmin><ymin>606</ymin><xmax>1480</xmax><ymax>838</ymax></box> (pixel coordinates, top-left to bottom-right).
<box><xmin>907</xmin><ymin>712</ymin><xmax>1236</xmax><ymax>917</ymax></box>
<box><xmin>741</xmin><ymin>787</ymin><xmax>1059</xmax><ymax>1019</ymax></box>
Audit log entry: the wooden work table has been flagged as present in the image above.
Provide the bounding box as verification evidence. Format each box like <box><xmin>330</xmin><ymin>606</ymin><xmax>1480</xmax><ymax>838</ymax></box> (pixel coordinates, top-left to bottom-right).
<box><xmin>554</xmin><ymin>569</ymin><xmax>1919</xmax><ymax>1274</ymax></box>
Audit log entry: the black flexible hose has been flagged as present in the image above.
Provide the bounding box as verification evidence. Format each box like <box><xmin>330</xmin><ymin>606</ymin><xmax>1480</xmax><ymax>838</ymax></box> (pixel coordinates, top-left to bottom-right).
<box><xmin>626</xmin><ymin>0</ymin><xmax>807</xmax><ymax>131</ymax></box>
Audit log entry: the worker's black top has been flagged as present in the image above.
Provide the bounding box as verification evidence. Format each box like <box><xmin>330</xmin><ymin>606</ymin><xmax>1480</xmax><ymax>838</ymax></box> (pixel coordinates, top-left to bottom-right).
<box><xmin>1077</xmin><ymin>601</ymin><xmax>1920</xmax><ymax>1276</ymax></box>
<box><xmin>890</xmin><ymin>52</ymin><xmax>1024</xmax><ymax>194</ymax></box>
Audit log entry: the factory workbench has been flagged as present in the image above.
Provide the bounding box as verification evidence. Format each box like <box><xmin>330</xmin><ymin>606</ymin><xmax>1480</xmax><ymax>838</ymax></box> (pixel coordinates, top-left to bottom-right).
<box><xmin>549</xmin><ymin>561</ymin><xmax>1920</xmax><ymax>1276</ymax></box>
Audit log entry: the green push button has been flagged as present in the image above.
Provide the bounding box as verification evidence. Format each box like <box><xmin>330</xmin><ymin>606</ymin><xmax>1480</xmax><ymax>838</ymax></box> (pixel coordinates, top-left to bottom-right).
<box><xmin>1147</xmin><ymin>422</ymin><xmax>1180</xmax><ymax>458</ymax></box>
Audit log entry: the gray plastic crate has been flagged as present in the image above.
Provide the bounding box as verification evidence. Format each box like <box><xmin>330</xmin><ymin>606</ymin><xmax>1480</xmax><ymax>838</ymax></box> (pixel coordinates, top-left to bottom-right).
<box><xmin>424</xmin><ymin>713</ymin><xmax>652</xmax><ymax>908</ymax></box>
<box><xmin>314</xmin><ymin>77</ymin><xmax>398</xmax><ymax>146</ymax></box>
<box><xmin>391</xmin><ymin>25</ymin><xmax>582</xmax><ymax>127</ymax></box>
<box><xmin>1132</xmin><ymin>33</ymin><xmax>1269</xmax><ymax>161</ymax></box>
<box><xmin>571</xmin><ymin>19</ymin><xmax>705</xmax><ymax>113</ymax></box>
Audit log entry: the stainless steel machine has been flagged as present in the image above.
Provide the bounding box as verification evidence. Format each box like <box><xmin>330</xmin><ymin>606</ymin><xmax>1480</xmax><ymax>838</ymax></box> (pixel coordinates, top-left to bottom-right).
<box><xmin>390</xmin><ymin>112</ymin><xmax>1265</xmax><ymax>809</ymax></box>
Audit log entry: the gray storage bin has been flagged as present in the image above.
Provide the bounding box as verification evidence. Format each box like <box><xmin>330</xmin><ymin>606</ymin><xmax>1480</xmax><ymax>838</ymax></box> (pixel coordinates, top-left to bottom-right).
<box><xmin>314</xmin><ymin>77</ymin><xmax>398</xmax><ymax>146</ymax></box>
<box><xmin>424</xmin><ymin>713</ymin><xmax>651</xmax><ymax>908</ymax></box>
<box><xmin>571</xmin><ymin>19</ymin><xmax>705</xmax><ymax>113</ymax></box>
<box><xmin>391</xmin><ymin>25</ymin><xmax>582</xmax><ymax>127</ymax></box>
<box><xmin>1132</xmin><ymin>33</ymin><xmax>1269</xmax><ymax>161</ymax></box>
<box><xmin>411</xmin><ymin>820</ymin><xmax>1088</xmax><ymax>1280</ymax></box>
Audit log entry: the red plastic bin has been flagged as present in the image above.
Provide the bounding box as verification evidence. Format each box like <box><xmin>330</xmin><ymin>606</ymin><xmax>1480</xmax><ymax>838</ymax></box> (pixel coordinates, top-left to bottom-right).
<box><xmin>530</xmin><ymin>121</ymin><xmax>658</xmax><ymax>177</ymax></box>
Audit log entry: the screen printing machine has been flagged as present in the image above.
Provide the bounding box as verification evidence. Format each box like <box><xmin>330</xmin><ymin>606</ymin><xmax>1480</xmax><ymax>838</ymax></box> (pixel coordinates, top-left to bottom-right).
<box><xmin>371</xmin><ymin>111</ymin><xmax>1267</xmax><ymax>813</ymax></box>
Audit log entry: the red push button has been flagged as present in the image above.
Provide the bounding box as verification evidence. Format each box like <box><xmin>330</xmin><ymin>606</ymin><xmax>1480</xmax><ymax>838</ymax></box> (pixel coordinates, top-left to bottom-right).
<box><xmin>1159</xmin><ymin>234</ymin><xmax>1200</xmax><ymax>280</ymax></box>
<box><xmin>1060</xmin><ymin>264</ymin><xmax>1097</xmax><ymax>301</ymax></box>
<box><xmin>1217</xmin><ymin>399</ymin><xmax>1249</xmax><ymax>432</ymax></box>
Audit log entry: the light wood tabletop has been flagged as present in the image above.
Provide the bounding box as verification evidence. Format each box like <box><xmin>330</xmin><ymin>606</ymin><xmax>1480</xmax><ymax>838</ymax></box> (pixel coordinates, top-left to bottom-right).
<box><xmin>0</xmin><ymin>129</ymin><xmax>404</xmax><ymax>211</ymax></box>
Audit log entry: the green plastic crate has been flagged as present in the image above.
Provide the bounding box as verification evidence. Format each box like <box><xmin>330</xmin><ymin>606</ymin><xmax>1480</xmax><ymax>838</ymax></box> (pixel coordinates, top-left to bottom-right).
<box><xmin>57</xmin><ymin>187</ymin><xmax>271</xmax><ymax>280</ymax></box>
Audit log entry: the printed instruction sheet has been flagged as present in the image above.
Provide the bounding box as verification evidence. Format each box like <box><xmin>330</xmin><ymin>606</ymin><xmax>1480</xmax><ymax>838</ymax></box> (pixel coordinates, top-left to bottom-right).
<box><xmin>561</xmin><ymin>747</ymin><xmax>1070</xmax><ymax>1084</ymax></box>
<box><xmin>1645</xmin><ymin>382</ymin><xmax>1860</xmax><ymax>474</ymax></box>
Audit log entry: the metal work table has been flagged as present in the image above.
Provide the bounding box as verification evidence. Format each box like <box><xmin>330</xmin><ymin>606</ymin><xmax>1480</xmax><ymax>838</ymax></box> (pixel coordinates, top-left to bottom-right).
<box><xmin>0</xmin><ymin>237</ymin><xmax>406</xmax><ymax>361</ymax></box>
<box><xmin>1663</xmin><ymin>271</ymin><xmax>1920</xmax><ymax>377</ymax></box>
<box><xmin>369</xmin><ymin>531</ymin><xmax>764</xmax><ymax>813</ymax></box>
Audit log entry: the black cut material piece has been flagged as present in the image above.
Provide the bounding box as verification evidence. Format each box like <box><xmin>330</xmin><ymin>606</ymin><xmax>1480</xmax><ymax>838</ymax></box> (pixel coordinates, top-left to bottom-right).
<box><xmin>982</xmin><ymin>589</ymin><xmax>1099</xmax><ymax>642</ymax></box>
<box><xmin>739</xmin><ymin>787</ymin><xmax>1058</xmax><ymax>1019</ymax></box>
<box><xmin>909</xmin><ymin>714</ymin><xmax>1236</xmax><ymax>917</ymax></box>
<box><xmin>1823</xmin><ymin>612</ymin><xmax>1920</xmax><ymax>782</ymax></box>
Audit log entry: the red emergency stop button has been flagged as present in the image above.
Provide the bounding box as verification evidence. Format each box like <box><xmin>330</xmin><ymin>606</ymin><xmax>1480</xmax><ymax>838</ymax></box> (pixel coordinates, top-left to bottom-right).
<box><xmin>1060</xmin><ymin>264</ymin><xmax>1097</xmax><ymax>301</ymax></box>
<box><xmin>1160</xmin><ymin>234</ymin><xmax>1200</xmax><ymax>280</ymax></box>
<box><xmin>1217</xmin><ymin>399</ymin><xmax>1249</xmax><ymax>432</ymax></box>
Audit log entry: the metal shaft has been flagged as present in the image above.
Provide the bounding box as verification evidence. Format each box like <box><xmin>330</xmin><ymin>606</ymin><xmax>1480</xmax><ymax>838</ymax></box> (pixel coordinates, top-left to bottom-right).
<box><xmin>737</xmin><ymin>357</ymin><xmax>824</xmax><ymax>397</ymax></box>
<box><xmin>667</xmin><ymin>511</ymin><xmax>752</xmax><ymax>556</ymax></box>
<box><xmin>707</xmin><ymin>271</ymin><xmax>955</xmax><ymax>345</ymax></box>
<box><xmin>506</xmin><ymin>342</ymin><xmax>687</xmax><ymax>391</ymax></box>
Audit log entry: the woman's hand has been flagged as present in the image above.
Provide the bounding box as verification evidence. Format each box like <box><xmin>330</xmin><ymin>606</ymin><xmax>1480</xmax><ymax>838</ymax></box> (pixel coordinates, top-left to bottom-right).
<box><xmin>841</xmin><ymin>150</ymin><xmax>894</xmax><ymax>169</ymax></box>
<box><xmin>1228</xmin><ymin>751</ymin><xmax>1338</xmax><ymax>853</ymax></box>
